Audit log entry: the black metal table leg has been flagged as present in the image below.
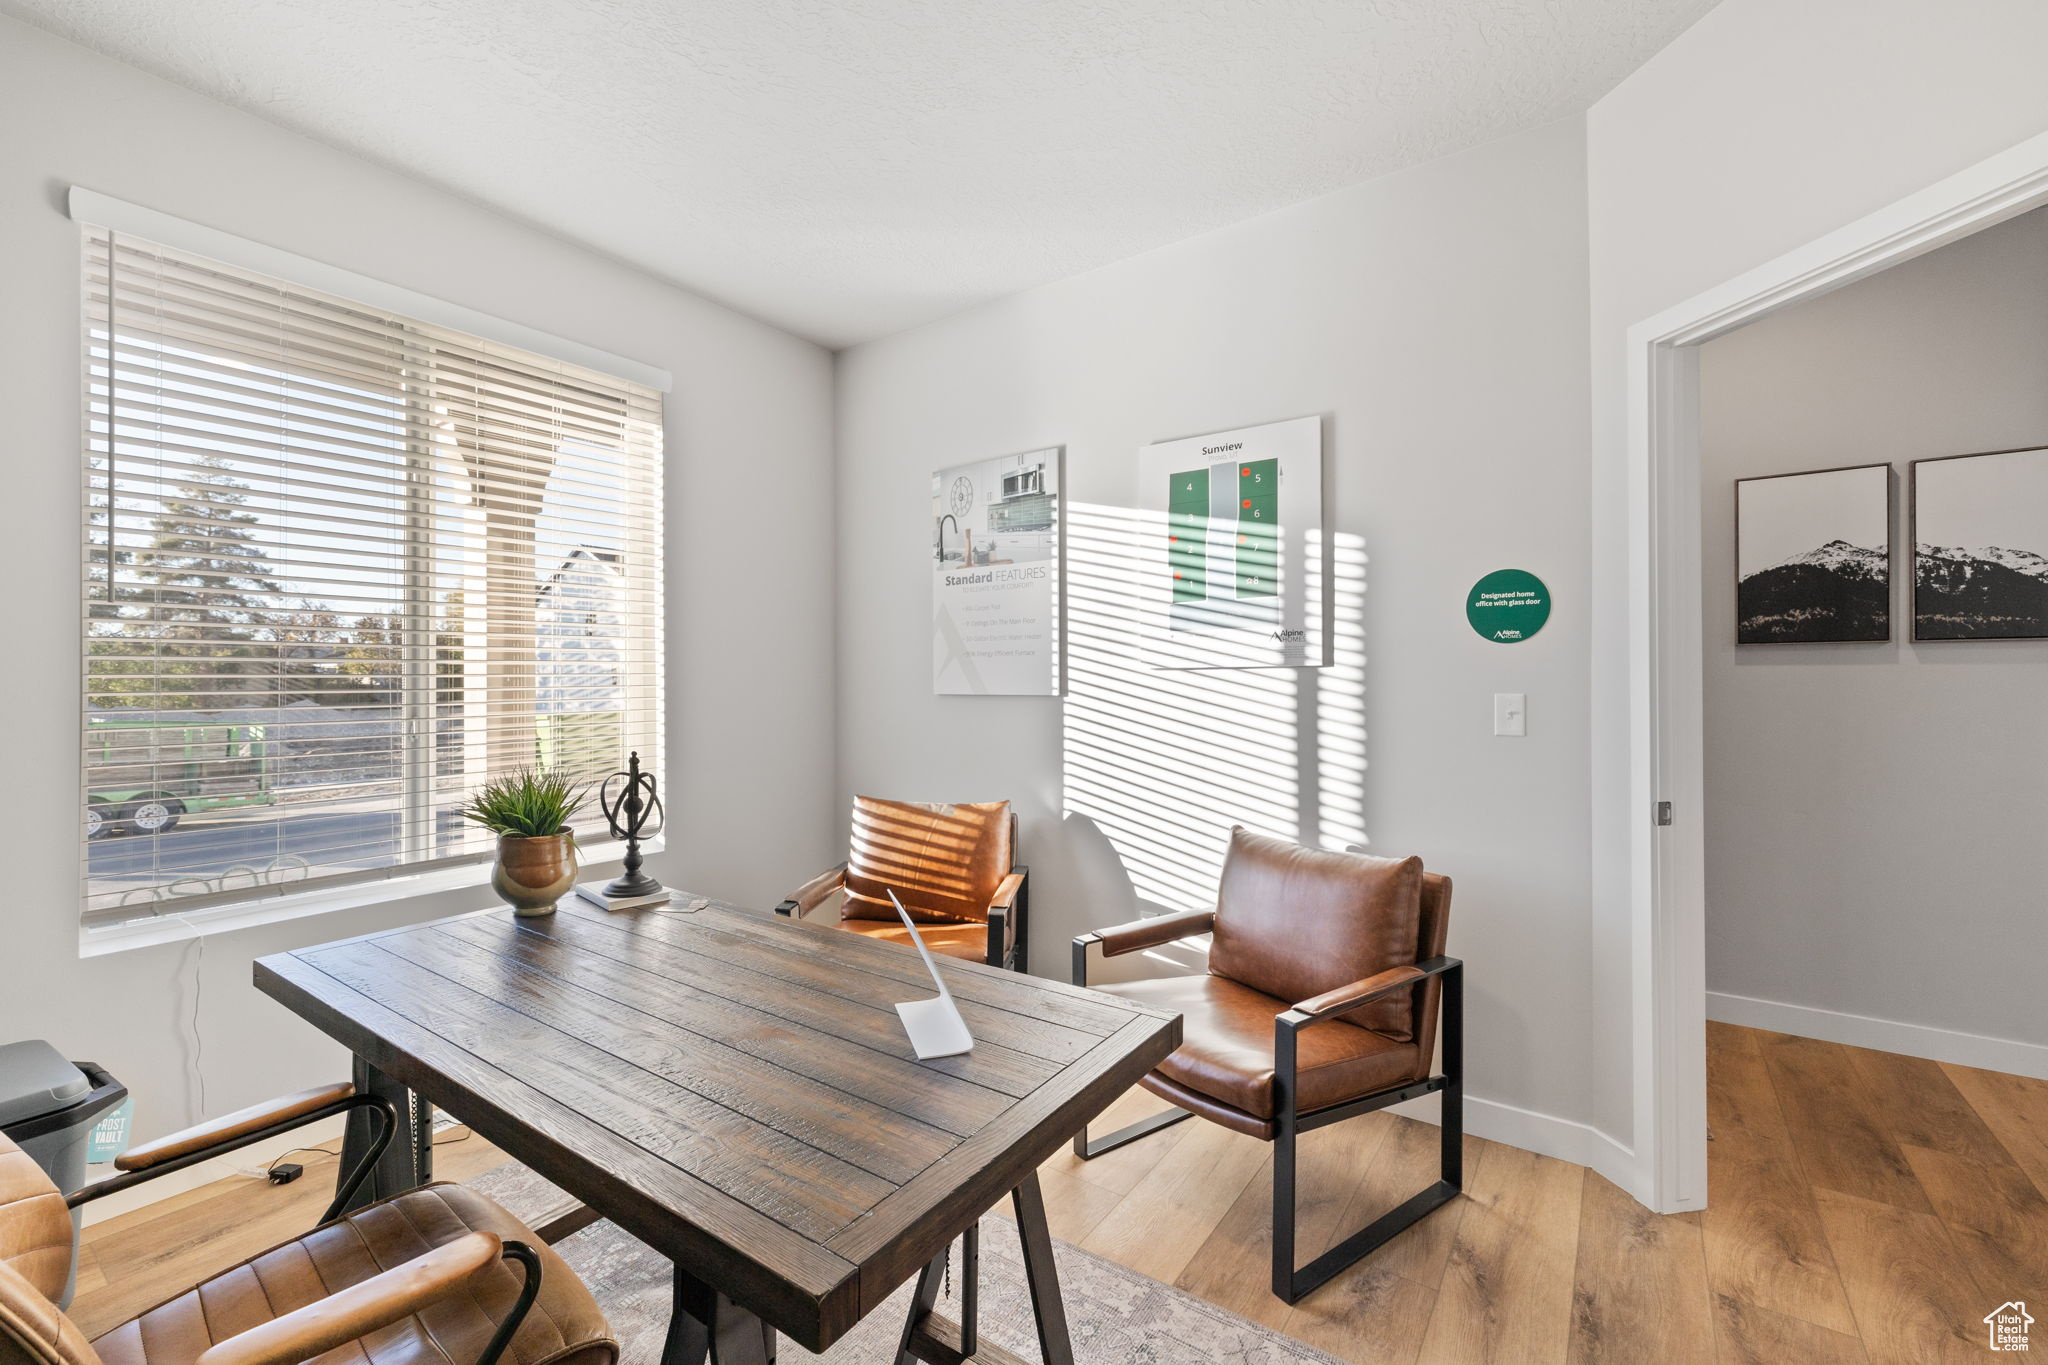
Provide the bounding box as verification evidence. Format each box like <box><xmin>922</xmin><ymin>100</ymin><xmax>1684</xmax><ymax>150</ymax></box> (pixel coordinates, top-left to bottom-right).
<box><xmin>337</xmin><ymin>1055</ymin><xmax>432</xmax><ymax>1215</ymax></box>
<box><xmin>895</xmin><ymin>1176</ymin><xmax>1067</xmax><ymax>1365</ymax></box>
<box><xmin>891</xmin><ymin>1253</ymin><xmax>946</xmax><ymax>1365</ymax></box>
<box><xmin>662</xmin><ymin>1265</ymin><xmax>775</xmax><ymax>1365</ymax></box>
<box><xmin>1011</xmin><ymin>1173</ymin><xmax>1075</xmax><ymax>1365</ymax></box>
<box><xmin>958</xmin><ymin>1222</ymin><xmax>978</xmax><ymax>1355</ymax></box>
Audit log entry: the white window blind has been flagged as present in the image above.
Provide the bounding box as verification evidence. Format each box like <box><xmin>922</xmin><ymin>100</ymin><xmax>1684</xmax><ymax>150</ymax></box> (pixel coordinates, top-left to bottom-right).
<box><xmin>82</xmin><ymin>226</ymin><xmax>664</xmax><ymax>928</ymax></box>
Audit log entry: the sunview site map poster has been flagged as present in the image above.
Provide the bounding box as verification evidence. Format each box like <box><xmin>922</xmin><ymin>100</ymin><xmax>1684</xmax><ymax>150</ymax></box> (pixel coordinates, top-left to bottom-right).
<box><xmin>1143</xmin><ymin>416</ymin><xmax>1325</xmax><ymax>669</ymax></box>
<box><xmin>931</xmin><ymin>447</ymin><xmax>1063</xmax><ymax>694</ymax></box>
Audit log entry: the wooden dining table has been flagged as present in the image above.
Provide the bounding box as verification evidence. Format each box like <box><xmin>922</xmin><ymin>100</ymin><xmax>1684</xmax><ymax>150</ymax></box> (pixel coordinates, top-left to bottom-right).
<box><xmin>253</xmin><ymin>894</ymin><xmax>1179</xmax><ymax>1364</ymax></box>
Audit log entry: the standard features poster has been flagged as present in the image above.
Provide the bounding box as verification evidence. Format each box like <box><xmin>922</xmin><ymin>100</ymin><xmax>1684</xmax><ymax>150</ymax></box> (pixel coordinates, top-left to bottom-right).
<box><xmin>932</xmin><ymin>448</ymin><xmax>1062</xmax><ymax>695</ymax></box>
<box><xmin>1142</xmin><ymin>415</ymin><xmax>1325</xmax><ymax>669</ymax></box>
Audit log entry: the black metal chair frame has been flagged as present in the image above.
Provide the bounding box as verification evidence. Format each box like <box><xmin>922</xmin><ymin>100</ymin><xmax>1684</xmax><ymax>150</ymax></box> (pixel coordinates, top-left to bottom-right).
<box><xmin>775</xmin><ymin>814</ymin><xmax>1030</xmax><ymax>971</ymax></box>
<box><xmin>65</xmin><ymin>1091</ymin><xmax>543</xmax><ymax>1365</ymax></box>
<box><xmin>1071</xmin><ymin>935</ymin><xmax>1464</xmax><ymax>1304</ymax></box>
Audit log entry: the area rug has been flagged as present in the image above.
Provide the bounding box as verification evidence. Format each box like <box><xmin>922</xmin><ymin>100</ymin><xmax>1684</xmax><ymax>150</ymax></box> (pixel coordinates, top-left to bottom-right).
<box><xmin>469</xmin><ymin>1165</ymin><xmax>1344</xmax><ymax>1364</ymax></box>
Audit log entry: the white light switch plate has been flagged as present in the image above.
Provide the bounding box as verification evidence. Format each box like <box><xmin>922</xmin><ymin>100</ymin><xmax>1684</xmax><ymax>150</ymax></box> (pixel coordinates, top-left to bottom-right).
<box><xmin>1494</xmin><ymin>692</ymin><xmax>1527</xmax><ymax>736</ymax></box>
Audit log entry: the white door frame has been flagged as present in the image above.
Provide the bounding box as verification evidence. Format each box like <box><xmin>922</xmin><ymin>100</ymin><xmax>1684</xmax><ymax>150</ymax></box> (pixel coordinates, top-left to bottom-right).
<box><xmin>1625</xmin><ymin>125</ymin><xmax>2048</xmax><ymax>1213</ymax></box>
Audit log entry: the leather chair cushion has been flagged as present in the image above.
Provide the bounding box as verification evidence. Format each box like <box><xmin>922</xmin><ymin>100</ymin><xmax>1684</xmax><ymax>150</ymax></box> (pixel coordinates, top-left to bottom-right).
<box><xmin>833</xmin><ymin>915</ymin><xmax>989</xmax><ymax>961</ymax></box>
<box><xmin>1209</xmin><ymin>828</ymin><xmax>1424</xmax><ymax>1039</ymax></box>
<box><xmin>1096</xmin><ymin>974</ymin><xmax>1423</xmax><ymax>1121</ymax></box>
<box><xmin>843</xmin><ymin>796</ymin><xmax>1011</xmax><ymax>924</ymax></box>
<box><xmin>1136</xmin><ymin>1072</ymin><xmax>1276</xmax><ymax>1141</ymax></box>
<box><xmin>0</xmin><ymin>1260</ymin><xmax>102</xmax><ymax>1365</ymax></box>
<box><xmin>0</xmin><ymin>1143</ymin><xmax>71</xmax><ymax>1306</ymax></box>
<box><xmin>92</xmin><ymin>1184</ymin><xmax>615</xmax><ymax>1365</ymax></box>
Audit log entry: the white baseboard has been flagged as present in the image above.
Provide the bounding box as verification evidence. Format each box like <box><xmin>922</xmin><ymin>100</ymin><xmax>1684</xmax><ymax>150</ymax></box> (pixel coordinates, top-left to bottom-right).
<box><xmin>1385</xmin><ymin>1091</ymin><xmax>1638</xmax><ymax>1196</ymax></box>
<box><xmin>1708</xmin><ymin>990</ymin><xmax>2048</xmax><ymax>1081</ymax></box>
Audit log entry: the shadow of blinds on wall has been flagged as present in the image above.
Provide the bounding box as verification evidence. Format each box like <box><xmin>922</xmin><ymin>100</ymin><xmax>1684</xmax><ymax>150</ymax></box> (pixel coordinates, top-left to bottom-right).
<box><xmin>81</xmin><ymin>227</ymin><xmax>664</xmax><ymax>928</ymax></box>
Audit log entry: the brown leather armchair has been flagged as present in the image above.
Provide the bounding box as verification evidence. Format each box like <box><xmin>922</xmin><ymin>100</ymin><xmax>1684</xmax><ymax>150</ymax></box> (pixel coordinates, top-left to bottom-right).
<box><xmin>775</xmin><ymin>795</ymin><xmax>1028</xmax><ymax>970</ymax></box>
<box><xmin>1071</xmin><ymin>827</ymin><xmax>1461</xmax><ymax>1304</ymax></box>
<box><xmin>0</xmin><ymin>1084</ymin><xmax>615</xmax><ymax>1365</ymax></box>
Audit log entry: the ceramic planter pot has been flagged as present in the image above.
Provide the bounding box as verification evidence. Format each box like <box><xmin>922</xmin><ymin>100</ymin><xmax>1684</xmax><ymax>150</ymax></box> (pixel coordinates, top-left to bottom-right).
<box><xmin>492</xmin><ymin>832</ymin><xmax>578</xmax><ymax>916</ymax></box>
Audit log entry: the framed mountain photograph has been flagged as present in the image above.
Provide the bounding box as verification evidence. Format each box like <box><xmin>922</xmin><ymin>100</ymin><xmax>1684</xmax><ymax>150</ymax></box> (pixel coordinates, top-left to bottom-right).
<box><xmin>1911</xmin><ymin>445</ymin><xmax>2048</xmax><ymax>640</ymax></box>
<box><xmin>1735</xmin><ymin>463</ymin><xmax>1892</xmax><ymax>644</ymax></box>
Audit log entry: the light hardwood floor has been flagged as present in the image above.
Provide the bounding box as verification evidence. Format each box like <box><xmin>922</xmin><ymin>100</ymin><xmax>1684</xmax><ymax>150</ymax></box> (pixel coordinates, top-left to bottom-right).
<box><xmin>70</xmin><ymin>1024</ymin><xmax>2048</xmax><ymax>1363</ymax></box>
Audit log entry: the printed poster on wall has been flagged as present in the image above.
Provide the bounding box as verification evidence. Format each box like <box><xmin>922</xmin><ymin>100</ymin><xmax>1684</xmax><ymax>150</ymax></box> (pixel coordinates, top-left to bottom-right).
<box><xmin>1142</xmin><ymin>415</ymin><xmax>1326</xmax><ymax>669</ymax></box>
<box><xmin>932</xmin><ymin>447</ymin><xmax>1063</xmax><ymax>695</ymax></box>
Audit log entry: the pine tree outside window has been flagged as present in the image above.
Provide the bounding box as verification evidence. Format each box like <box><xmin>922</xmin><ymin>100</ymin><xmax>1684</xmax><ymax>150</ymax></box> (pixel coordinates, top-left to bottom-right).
<box><xmin>82</xmin><ymin>226</ymin><xmax>664</xmax><ymax>929</ymax></box>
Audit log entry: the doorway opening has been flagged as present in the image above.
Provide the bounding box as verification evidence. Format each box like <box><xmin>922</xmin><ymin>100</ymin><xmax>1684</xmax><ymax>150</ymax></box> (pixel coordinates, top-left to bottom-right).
<box><xmin>1627</xmin><ymin>126</ymin><xmax>2048</xmax><ymax>1214</ymax></box>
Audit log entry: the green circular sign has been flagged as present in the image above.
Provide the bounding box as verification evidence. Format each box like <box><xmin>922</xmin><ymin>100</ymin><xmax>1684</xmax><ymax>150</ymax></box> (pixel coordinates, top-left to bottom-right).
<box><xmin>1466</xmin><ymin>569</ymin><xmax>1550</xmax><ymax>643</ymax></box>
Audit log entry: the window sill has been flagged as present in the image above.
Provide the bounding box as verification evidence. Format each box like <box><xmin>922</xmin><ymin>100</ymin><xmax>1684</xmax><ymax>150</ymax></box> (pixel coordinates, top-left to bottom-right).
<box><xmin>78</xmin><ymin>837</ymin><xmax>661</xmax><ymax>957</ymax></box>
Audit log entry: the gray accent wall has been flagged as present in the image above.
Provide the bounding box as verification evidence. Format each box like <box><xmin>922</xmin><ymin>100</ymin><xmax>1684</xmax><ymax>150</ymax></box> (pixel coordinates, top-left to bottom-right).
<box><xmin>1698</xmin><ymin>205</ymin><xmax>2048</xmax><ymax>1056</ymax></box>
<box><xmin>1587</xmin><ymin>0</ymin><xmax>2048</xmax><ymax>1153</ymax></box>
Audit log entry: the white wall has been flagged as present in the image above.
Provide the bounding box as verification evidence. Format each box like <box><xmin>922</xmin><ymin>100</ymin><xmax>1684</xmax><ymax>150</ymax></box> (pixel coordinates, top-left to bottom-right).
<box><xmin>834</xmin><ymin>120</ymin><xmax>1611</xmax><ymax>1163</ymax></box>
<box><xmin>20</xmin><ymin>0</ymin><xmax>2048</xmax><ymax>1218</ymax></box>
<box><xmin>1696</xmin><ymin>206</ymin><xmax>2048</xmax><ymax>1068</ymax></box>
<box><xmin>1587</xmin><ymin>0</ymin><xmax>2048</xmax><ymax>1155</ymax></box>
<box><xmin>0</xmin><ymin>16</ymin><xmax>838</xmax><ymax>1150</ymax></box>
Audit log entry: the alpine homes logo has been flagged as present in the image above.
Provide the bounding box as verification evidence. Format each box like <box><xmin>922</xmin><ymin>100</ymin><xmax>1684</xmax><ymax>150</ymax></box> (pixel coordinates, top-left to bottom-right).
<box><xmin>1986</xmin><ymin>1301</ymin><xmax>2033</xmax><ymax>1352</ymax></box>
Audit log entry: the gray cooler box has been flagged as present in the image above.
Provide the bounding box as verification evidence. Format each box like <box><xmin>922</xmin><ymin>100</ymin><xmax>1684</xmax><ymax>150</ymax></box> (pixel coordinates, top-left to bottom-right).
<box><xmin>0</xmin><ymin>1041</ymin><xmax>127</xmax><ymax>1308</ymax></box>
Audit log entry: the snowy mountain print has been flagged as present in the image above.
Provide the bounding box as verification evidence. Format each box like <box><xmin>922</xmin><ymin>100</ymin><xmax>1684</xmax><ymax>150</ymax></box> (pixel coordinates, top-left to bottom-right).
<box><xmin>1780</xmin><ymin>539</ymin><xmax>1889</xmax><ymax>580</ymax></box>
<box><xmin>1739</xmin><ymin>539</ymin><xmax>1891</xmax><ymax>643</ymax></box>
<box><xmin>1913</xmin><ymin>543</ymin><xmax>2048</xmax><ymax>639</ymax></box>
<box><xmin>1912</xmin><ymin>447</ymin><xmax>2048</xmax><ymax>640</ymax></box>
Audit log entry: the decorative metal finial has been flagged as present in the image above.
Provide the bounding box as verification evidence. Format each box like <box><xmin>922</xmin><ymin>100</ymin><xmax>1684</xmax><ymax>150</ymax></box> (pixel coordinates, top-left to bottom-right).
<box><xmin>598</xmin><ymin>751</ymin><xmax>665</xmax><ymax>899</ymax></box>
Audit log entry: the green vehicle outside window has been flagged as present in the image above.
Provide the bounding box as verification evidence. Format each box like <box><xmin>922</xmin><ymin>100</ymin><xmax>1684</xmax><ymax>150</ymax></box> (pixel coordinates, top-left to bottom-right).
<box><xmin>85</xmin><ymin>719</ymin><xmax>278</xmax><ymax>839</ymax></box>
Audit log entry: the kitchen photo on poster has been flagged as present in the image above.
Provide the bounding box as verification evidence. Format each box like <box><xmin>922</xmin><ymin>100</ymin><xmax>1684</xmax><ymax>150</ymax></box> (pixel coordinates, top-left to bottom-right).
<box><xmin>1142</xmin><ymin>415</ymin><xmax>1325</xmax><ymax>669</ymax></box>
<box><xmin>932</xmin><ymin>448</ymin><xmax>1062</xmax><ymax>694</ymax></box>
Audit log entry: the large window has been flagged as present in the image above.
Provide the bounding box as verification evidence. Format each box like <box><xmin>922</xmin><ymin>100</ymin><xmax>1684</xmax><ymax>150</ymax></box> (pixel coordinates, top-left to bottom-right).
<box><xmin>82</xmin><ymin>226</ymin><xmax>664</xmax><ymax>928</ymax></box>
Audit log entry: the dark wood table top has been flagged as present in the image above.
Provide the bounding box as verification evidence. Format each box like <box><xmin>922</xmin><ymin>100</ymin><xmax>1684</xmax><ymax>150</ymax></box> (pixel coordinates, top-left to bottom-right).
<box><xmin>254</xmin><ymin>896</ymin><xmax>1179</xmax><ymax>1352</ymax></box>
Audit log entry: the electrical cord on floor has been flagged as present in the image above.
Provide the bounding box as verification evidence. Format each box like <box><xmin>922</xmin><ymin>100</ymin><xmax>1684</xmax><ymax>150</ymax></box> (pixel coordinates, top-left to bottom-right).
<box><xmin>246</xmin><ymin>1125</ymin><xmax>476</xmax><ymax>1179</ymax></box>
<box><xmin>254</xmin><ymin>1144</ymin><xmax>341</xmax><ymax>1177</ymax></box>
<box><xmin>156</xmin><ymin>916</ymin><xmax>486</xmax><ymax>1188</ymax></box>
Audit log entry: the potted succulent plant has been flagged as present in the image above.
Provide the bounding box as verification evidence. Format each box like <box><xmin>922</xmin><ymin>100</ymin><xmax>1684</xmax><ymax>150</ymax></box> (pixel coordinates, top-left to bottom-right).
<box><xmin>460</xmin><ymin>767</ymin><xmax>589</xmax><ymax>916</ymax></box>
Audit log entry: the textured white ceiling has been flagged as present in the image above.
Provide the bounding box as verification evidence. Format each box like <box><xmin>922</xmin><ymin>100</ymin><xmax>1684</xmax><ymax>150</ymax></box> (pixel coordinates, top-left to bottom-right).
<box><xmin>4</xmin><ymin>0</ymin><xmax>1718</xmax><ymax>347</ymax></box>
